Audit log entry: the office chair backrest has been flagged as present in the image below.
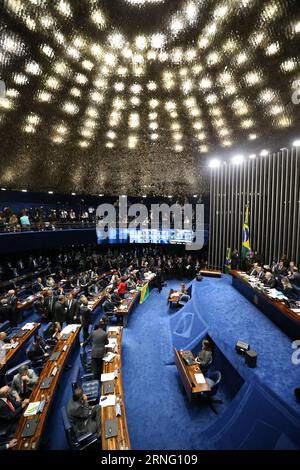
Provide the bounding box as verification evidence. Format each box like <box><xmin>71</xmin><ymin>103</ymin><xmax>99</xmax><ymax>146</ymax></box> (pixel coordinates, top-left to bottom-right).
<box><xmin>61</xmin><ymin>406</ymin><xmax>77</xmax><ymax>449</ymax></box>
<box><xmin>71</xmin><ymin>366</ymin><xmax>81</xmax><ymax>392</ymax></box>
<box><xmin>5</xmin><ymin>359</ymin><xmax>31</xmax><ymax>386</ymax></box>
<box><xmin>0</xmin><ymin>320</ymin><xmax>10</xmax><ymax>333</ymax></box>
<box><xmin>207</xmin><ymin>370</ymin><xmax>222</xmax><ymax>396</ymax></box>
<box><xmin>43</xmin><ymin>322</ymin><xmax>52</xmax><ymax>339</ymax></box>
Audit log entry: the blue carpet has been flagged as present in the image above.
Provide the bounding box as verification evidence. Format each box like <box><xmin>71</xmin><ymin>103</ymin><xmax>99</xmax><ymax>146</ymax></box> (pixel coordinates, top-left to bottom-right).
<box><xmin>191</xmin><ymin>275</ymin><xmax>300</xmax><ymax>417</ymax></box>
<box><xmin>122</xmin><ymin>280</ymin><xmax>232</xmax><ymax>450</ymax></box>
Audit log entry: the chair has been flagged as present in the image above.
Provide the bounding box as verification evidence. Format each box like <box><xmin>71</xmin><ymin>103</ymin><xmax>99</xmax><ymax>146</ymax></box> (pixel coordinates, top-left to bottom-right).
<box><xmin>71</xmin><ymin>366</ymin><xmax>100</xmax><ymax>405</ymax></box>
<box><xmin>61</xmin><ymin>406</ymin><xmax>98</xmax><ymax>450</ymax></box>
<box><xmin>5</xmin><ymin>359</ymin><xmax>32</xmax><ymax>387</ymax></box>
<box><xmin>26</xmin><ymin>344</ymin><xmax>45</xmax><ymax>373</ymax></box>
<box><xmin>0</xmin><ymin>320</ymin><xmax>11</xmax><ymax>333</ymax></box>
<box><xmin>80</xmin><ymin>346</ymin><xmax>92</xmax><ymax>373</ymax></box>
<box><xmin>178</xmin><ymin>294</ymin><xmax>191</xmax><ymax>307</ymax></box>
<box><xmin>199</xmin><ymin>370</ymin><xmax>223</xmax><ymax>414</ymax></box>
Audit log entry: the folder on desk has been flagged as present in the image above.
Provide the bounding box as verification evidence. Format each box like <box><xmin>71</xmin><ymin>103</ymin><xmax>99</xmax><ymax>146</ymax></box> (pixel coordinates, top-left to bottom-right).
<box><xmin>21</xmin><ymin>417</ymin><xmax>39</xmax><ymax>438</ymax></box>
<box><xmin>103</xmin><ymin>380</ymin><xmax>115</xmax><ymax>395</ymax></box>
<box><xmin>105</xmin><ymin>419</ymin><xmax>118</xmax><ymax>439</ymax></box>
<box><xmin>40</xmin><ymin>377</ymin><xmax>53</xmax><ymax>389</ymax></box>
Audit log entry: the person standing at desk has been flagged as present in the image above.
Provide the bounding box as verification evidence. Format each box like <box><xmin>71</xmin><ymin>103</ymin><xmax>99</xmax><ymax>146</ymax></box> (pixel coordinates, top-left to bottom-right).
<box><xmin>65</xmin><ymin>292</ymin><xmax>79</xmax><ymax>324</ymax></box>
<box><xmin>81</xmin><ymin>321</ymin><xmax>108</xmax><ymax>380</ymax></box>
<box><xmin>79</xmin><ymin>296</ymin><xmax>92</xmax><ymax>341</ymax></box>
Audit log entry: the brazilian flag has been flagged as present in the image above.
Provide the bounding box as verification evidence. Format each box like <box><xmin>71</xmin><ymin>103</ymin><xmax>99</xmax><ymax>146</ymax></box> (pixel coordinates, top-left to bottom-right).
<box><xmin>242</xmin><ymin>205</ymin><xmax>251</xmax><ymax>259</ymax></box>
<box><xmin>139</xmin><ymin>283</ymin><xmax>150</xmax><ymax>304</ymax></box>
<box><xmin>224</xmin><ymin>248</ymin><xmax>232</xmax><ymax>273</ymax></box>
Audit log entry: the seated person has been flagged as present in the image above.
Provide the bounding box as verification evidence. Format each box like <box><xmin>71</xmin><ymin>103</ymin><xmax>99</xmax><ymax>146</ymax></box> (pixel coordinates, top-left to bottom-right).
<box><xmin>33</xmin><ymin>277</ymin><xmax>45</xmax><ymax>293</ymax></box>
<box><xmin>102</xmin><ymin>294</ymin><xmax>119</xmax><ymax>315</ymax></box>
<box><xmin>67</xmin><ymin>387</ymin><xmax>101</xmax><ymax>439</ymax></box>
<box><xmin>263</xmin><ymin>271</ymin><xmax>276</xmax><ymax>288</ymax></box>
<box><xmin>279</xmin><ymin>277</ymin><xmax>298</xmax><ymax>300</ymax></box>
<box><xmin>126</xmin><ymin>275</ymin><xmax>136</xmax><ymax>290</ymax></box>
<box><xmin>47</xmin><ymin>321</ymin><xmax>62</xmax><ymax>344</ymax></box>
<box><xmin>88</xmin><ymin>283</ymin><xmax>100</xmax><ymax>296</ymax></box>
<box><xmin>110</xmin><ymin>292</ymin><xmax>121</xmax><ymax>306</ymax></box>
<box><xmin>28</xmin><ymin>335</ymin><xmax>50</xmax><ymax>363</ymax></box>
<box><xmin>249</xmin><ymin>262</ymin><xmax>259</xmax><ymax>276</ymax></box>
<box><xmin>195</xmin><ymin>339</ymin><xmax>213</xmax><ymax>373</ymax></box>
<box><xmin>11</xmin><ymin>364</ymin><xmax>38</xmax><ymax>400</ymax></box>
<box><xmin>0</xmin><ymin>385</ymin><xmax>29</xmax><ymax>436</ymax></box>
<box><xmin>272</xmin><ymin>260</ymin><xmax>288</xmax><ymax>277</ymax></box>
<box><xmin>255</xmin><ymin>266</ymin><xmax>265</xmax><ymax>282</ymax></box>
<box><xmin>46</xmin><ymin>276</ymin><xmax>55</xmax><ymax>288</ymax></box>
<box><xmin>179</xmin><ymin>283</ymin><xmax>190</xmax><ymax>302</ymax></box>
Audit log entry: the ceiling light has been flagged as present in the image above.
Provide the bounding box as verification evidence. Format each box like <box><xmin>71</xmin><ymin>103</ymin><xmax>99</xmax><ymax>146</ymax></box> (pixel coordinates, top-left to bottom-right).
<box><xmin>260</xmin><ymin>149</ymin><xmax>269</xmax><ymax>156</ymax></box>
<box><xmin>209</xmin><ymin>159</ymin><xmax>221</xmax><ymax>168</ymax></box>
<box><xmin>293</xmin><ymin>140</ymin><xmax>300</xmax><ymax>147</ymax></box>
<box><xmin>232</xmin><ymin>154</ymin><xmax>244</xmax><ymax>164</ymax></box>
<box><xmin>249</xmin><ymin>154</ymin><xmax>257</xmax><ymax>159</ymax></box>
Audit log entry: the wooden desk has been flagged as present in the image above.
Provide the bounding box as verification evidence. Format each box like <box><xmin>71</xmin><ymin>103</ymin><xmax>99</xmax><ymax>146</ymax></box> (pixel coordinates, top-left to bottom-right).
<box><xmin>115</xmin><ymin>291</ymin><xmax>140</xmax><ymax>327</ymax></box>
<box><xmin>13</xmin><ymin>325</ymin><xmax>81</xmax><ymax>450</ymax></box>
<box><xmin>0</xmin><ymin>322</ymin><xmax>40</xmax><ymax>373</ymax></box>
<box><xmin>200</xmin><ymin>269</ymin><xmax>222</xmax><ymax>278</ymax></box>
<box><xmin>101</xmin><ymin>327</ymin><xmax>130</xmax><ymax>450</ymax></box>
<box><xmin>174</xmin><ymin>348</ymin><xmax>211</xmax><ymax>402</ymax></box>
<box><xmin>231</xmin><ymin>270</ymin><xmax>300</xmax><ymax>340</ymax></box>
<box><xmin>17</xmin><ymin>294</ymin><xmax>38</xmax><ymax>312</ymax></box>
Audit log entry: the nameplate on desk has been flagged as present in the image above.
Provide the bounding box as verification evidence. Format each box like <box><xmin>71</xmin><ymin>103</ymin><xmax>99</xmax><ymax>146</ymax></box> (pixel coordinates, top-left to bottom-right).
<box><xmin>105</xmin><ymin>419</ymin><xmax>118</xmax><ymax>439</ymax></box>
<box><xmin>21</xmin><ymin>416</ymin><xmax>39</xmax><ymax>438</ymax></box>
<box><xmin>40</xmin><ymin>377</ymin><xmax>53</xmax><ymax>389</ymax></box>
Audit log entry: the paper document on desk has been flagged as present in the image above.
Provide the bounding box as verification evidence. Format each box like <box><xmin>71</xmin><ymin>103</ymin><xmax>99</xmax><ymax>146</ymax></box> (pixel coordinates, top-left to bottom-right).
<box><xmin>22</xmin><ymin>322</ymin><xmax>35</xmax><ymax>330</ymax></box>
<box><xmin>103</xmin><ymin>352</ymin><xmax>116</xmax><ymax>362</ymax></box>
<box><xmin>291</xmin><ymin>308</ymin><xmax>300</xmax><ymax>313</ymax></box>
<box><xmin>24</xmin><ymin>401</ymin><xmax>42</xmax><ymax>416</ymax></box>
<box><xmin>108</xmin><ymin>326</ymin><xmax>120</xmax><ymax>333</ymax></box>
<box><xmin>62</xmin><ymin>324</ymin><xmax>80</xmax><ymax>334</ymax></box>
<box><xmin>100</xmin><ymin>395</ymin><xmax>116</xmax><ymax>408</ymax></box>
<box><xmin>195</xmin><ymin>373</ymin><xmax>206</xmax><ymax>384</ymax></box>
<box><xmin>101</xmin><ymin>372</ymin><xmax>115</xmax><ymax>382</ymax></box>
<box><xmin>105</xmin><ymin>338</ymin><xmax>117</xmax><ymax>348</ymax></box>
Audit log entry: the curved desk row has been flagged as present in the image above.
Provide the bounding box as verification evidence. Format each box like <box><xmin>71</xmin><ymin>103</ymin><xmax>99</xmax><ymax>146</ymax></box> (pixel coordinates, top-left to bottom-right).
<box><xmin>13</xmin><ymin>325</ymin><xmax>81</xmax><ymax>450</ymax></box>
<box><xmin>231</xmin><ymin>270</ymin><xmax>300</xmax><ymax>340</ymax></box>
<box><xmin>101</xmin><ymin>327</ymin><xmax>130</xmax><ymax>450</ymax></box>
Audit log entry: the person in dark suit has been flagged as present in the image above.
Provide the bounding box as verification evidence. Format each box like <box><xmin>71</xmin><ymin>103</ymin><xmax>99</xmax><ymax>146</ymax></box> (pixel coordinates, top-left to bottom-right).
<box><xmin>54</xmin><ymin>295</ymin><xmax>66</xmax><ymax>328</ymax></box>
<box><xmin>82</xmin><ymin>321</ymin><xmax>108</xmax><ymax>380</ymax></box>
<box><xmin>256</xmin><ymin>266</ymin><xmax>265</xmax><ymax>282</ymax></box>
<box><xmin>44</xmin><ymin>290</ymin><xmax>56</xmax><ymax>321</ymax></box>
<box><xmin>79</xmin><ymin>296</ymin><xmax>92</xmax><ymax>341</ymax></box>
<box><xmin>34</xmin><ymin>294</ymin><xmax>47</xmax><ymax>321</ymax></box>
<box><xmin>6</xmin><ymin>290</ymin><xmax>19</xmax><ymax>327</ymax></box>
<box><xmin>28</xmin><ymin>335</ymin><xmax>50</xmax><ymax>363</ymax></box>
<box><xmin>273</xmin><ymin>261</ymin><xmax>288</xmax><ymax>277</ymax></box>
<box><xmin>231</xmin><ymin>249</ymin><xmax>240</xmax><ymax>270</ymax></box>
<box><xmin>0</xmin><ymin>438</ymin><xmax>18</xmax><ymax>450</ymax></box>
<box><xmin>102</xmin><ymin>297</ymin><xmax>116</xmax><ymax>316</ymax></box>
<box><xmin>67</xmin><ymin>387</ymin><xmax>101</xmax><ymax>439</ymax></box>
<box><xmin>0</xmin><ymin>299</ymin><xmax>11</xmax><ymax>323</ymax></box>
<box><xmin>65</xmin><ymin>293</ymin><xmax>79</xmax><ymax>324</ymax></box>
<box><xmin>263</xmin><ymin>272</ymin><xmax>277</xmax><ymax>288</ymax></box>
<box><xmin>0</xmin><ymin>385</ymin><xmax>29</xmax><ymax>436</ymax></box>
<box><xmin>33</xmin><ymin>277</ymin><xmax>44</xmax><ymax>293</ymax></box>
